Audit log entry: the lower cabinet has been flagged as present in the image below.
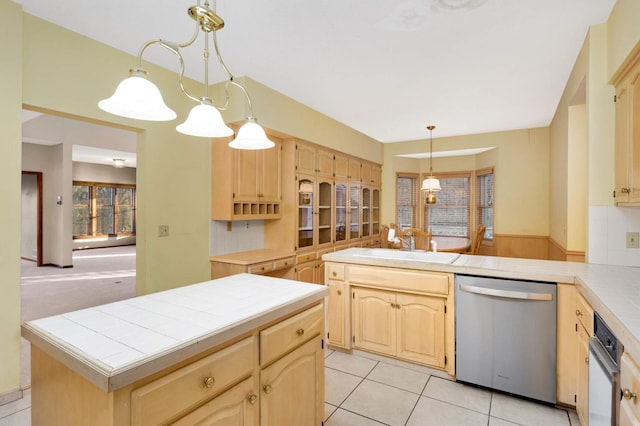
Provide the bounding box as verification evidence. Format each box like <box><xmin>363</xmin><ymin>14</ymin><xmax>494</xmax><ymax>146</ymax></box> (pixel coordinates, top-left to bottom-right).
<box><xmin>327</xmin><ymin>279</ymin><xmax>347</xmax><ymax>347</ymax></box>
<box><xmin>620</xmin><ymin>352</ymin><xmax>640</xmax><ymax>426</ymax></box>
<box><xmin>576</xmin><ymin>323</ymin><xmax>590</xmax><ymax>424</ymax></box>
<box><xmin>260</xmin><ymin>336</ymin><xmax>324</xmax><ymax>425</ymax></box>
<box><xmin>352</xmin><ymin>287</ymin><xmax>446</xmax><ymax>369</ymax></box>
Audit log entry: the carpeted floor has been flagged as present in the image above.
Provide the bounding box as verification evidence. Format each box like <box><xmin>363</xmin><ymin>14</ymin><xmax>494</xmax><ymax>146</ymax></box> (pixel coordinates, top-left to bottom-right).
<box><xmin>20</xmin><ymin>245</ymin><xmax>137</xmax><ymax>388</ymax></box>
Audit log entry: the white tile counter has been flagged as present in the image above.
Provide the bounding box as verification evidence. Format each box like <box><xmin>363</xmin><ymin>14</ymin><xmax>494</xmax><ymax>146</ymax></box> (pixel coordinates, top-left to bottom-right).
<box><xmin>324</xmin><ymin>248</ymin><xmax>640</xmax><ymax>362</ymax></box>
<box><xmin>21</xmin><ymin>273</ymin><xmax>328</xmax><ymax>392</ymax></box>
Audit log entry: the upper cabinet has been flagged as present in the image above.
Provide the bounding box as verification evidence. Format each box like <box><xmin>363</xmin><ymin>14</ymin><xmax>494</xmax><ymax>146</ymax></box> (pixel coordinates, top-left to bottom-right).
<box><xmin>212</xmin><ymin>137</ymin><xmax>282</xmax><ymax>220</ymax></box>
<box><xmin>614</xmin><ymin>52</ymin><xmax>640</xmax><ymax>205</ymax></box>
<box><xmin>296</xmin><ymin>143</ymin><xmax>333</xmax><ymax>177</ymax></box>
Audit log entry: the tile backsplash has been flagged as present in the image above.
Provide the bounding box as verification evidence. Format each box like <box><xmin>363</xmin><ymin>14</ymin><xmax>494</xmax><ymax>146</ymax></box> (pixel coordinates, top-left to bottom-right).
<box><xmin>589</xmin><ymin>205</ymin><xmax>640</xmax><ymax>267</ymax></box>
<box><xmin>210</xmin><ymin>220</ymin><xmax>264</xmax><ymax>255</ymax></box>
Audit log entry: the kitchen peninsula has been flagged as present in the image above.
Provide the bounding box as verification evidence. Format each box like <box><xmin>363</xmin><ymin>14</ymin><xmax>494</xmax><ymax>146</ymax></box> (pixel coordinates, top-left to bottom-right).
<box><xmin>22</xmin><ymin>274</ymin><xmax>328</xmax><ymax>426</ymax></box>
<box><xmin>324</xmin><ymin>247</ymin><xmax>640</xmax><ymax>419</ymax></box>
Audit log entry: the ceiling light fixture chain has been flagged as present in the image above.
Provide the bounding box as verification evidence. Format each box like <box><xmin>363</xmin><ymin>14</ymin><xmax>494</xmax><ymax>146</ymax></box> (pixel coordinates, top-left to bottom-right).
<box><xmin>98</xmin><ymin>0</ymin><xmax>274</xmax><ymax>148</ymax></box>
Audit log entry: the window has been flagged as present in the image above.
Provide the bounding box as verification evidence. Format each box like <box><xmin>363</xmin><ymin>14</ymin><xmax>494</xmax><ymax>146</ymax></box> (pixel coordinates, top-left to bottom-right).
<box><xmin>396</xmin><ymin>173</ymin><xmax>418</xmax><ymax>228</ymax></box>
<box><xmin>423</xmin><ymin>172</ymin><xmax>471</xmax><ymax>237</ymax></box>
<box><xmin>476</xmin><ymin>168</ymin><xmax>494</xmax><ymax>240</ymax></box>
<box><xmin>73</xmin><ymin>182</ymin><xmax>136</xmax><ymax>238</ymax></box>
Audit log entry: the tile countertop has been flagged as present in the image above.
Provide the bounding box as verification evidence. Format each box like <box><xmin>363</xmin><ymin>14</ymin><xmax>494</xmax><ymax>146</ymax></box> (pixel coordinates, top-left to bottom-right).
<box><xmin>324</xmin><ymin>248</ymin><xmax>640</xmax><ymax>363</ymax></box>
<box><xmin>21</xmin><ymin>273</ymin><xmax>328</xmax><ymax>393</ymax></box>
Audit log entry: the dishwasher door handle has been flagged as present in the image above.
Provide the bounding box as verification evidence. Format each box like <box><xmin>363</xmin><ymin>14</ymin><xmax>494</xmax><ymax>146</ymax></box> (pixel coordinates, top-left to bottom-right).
<box><xmin>459</xmin><ymin>284</ymin><xmax>554</xmax><ymax>301</ymax></box>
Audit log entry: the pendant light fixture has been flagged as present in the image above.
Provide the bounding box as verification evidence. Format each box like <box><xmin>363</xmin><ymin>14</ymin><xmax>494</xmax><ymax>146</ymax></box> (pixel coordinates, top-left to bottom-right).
<box><xmin>98</xmin><ymin>0</ymin><xmax>274</xmax><ymax>150</ymax></box>
<box><xmin>421</xmin><ymin>125</ymin><xmax>441</xmax><ymax>204</ymax></box>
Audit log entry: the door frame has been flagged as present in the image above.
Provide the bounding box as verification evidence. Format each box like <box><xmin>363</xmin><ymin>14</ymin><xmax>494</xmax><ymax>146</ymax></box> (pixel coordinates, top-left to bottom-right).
<box><xmin>21</xmin><ymin>171</ymin><xmax>43</xmax><ymax>266</ymax></box>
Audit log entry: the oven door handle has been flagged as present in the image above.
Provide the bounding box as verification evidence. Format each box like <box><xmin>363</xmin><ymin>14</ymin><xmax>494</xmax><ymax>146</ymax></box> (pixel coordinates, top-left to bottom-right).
<box><xmin>589</xmin><ymin>337</ymin><xmax>619</xmax><ymax>378</ymax></box>
<box><xmin>459</xmin><ymin>284</ymin><xmax>554</xmax><ymax>301</ymax></box>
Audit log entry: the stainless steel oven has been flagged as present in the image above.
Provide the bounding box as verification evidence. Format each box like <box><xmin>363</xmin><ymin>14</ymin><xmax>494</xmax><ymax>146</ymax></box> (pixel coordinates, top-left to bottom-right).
<box><xmin>589</xmin><ymin>312</ymin><xmax>623</xmax><ymax>426</ymax></box>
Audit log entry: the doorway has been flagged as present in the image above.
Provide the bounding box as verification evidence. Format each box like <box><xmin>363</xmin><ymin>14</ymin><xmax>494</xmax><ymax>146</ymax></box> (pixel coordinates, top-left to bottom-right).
<box><xmin>21</xmin><ymin>171</ymin><xmax>42</xmax><ymax>266</ymax></box>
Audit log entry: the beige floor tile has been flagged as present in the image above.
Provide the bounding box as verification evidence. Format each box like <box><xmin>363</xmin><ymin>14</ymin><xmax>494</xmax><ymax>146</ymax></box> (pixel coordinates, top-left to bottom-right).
<box><xmin>342</xmin><ymin>379</ymin><xmax>419</xmax><ymax>426</ymax></box>
<box><xmin>353</xmin><ymin>349</ymin><xmax>453</xmax><ymax>380</ymax></box>
<box><xmin>325</xmin><ymin>367</ymin><xmax>363</xmax><ymax>406</ymax></box>
<box><xmin>325</xmin><ymin>408</ymin><xmax>386</xmax><ymax>425</ymax></box>
<box><xmin>490</xmin><ymin>393</ymin><xmax>570</xmax><ymax>426</ymax></box>
<box><xmin>0</xmin><ymin>390</ymin><xmax>30</xmax><ymax>420</ymax></box>
<box><xmin>0</xmin><ymin>407</ymin><xmax>31</xmax><ymax>426</ymax></box>
<box><xmin>366</xmin><ymin>362</ymin><xmax>430</xmax><ymax>394</ymax></box>
<box><xmin>568</xmin><ymin>409</ymin><xmax>580</xmax><ymax>426</ymax></box>
<box><xmin>406</xmin><ymin>396</ymin><xmax>489</xmax><ymax>426</ymax></box>
<box><xmin>325</xmin><ymin>402</ymin><xmax>338</xmax><ymax>421</ymax></box>
<box><xmin>423</xmin><ymin>376</ymin><xmax>492</xmax><ymax>414</ymax></box>
<box><xmin>325</xmin><ymin>351</ymin><xmax>378</xmax><ymax>377</ymax></box>
<box><xmin>489</xmin><ymin>417</ymin><xmax>520</xmax><ymax>425</ymax></box>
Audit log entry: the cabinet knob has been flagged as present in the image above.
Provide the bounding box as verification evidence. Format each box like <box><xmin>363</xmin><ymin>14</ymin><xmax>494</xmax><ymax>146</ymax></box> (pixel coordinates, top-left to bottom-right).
<box><xmin>337</xmin><ymin>289</ymin><xmax>342</xmax><ymax>295</ymax></box>
<box><xmin>296</xmin><ymin>328</ymin><xmax>305</xmax><ymax>336</ymax></box>
<box><xmin>332</xmin><ymin>271</ymin><xmax>337</xmax><ymax>277</ymax></box>
<box><xmin>203</xmin><ymin>376</ymin><xmax>215</xmax><ymax>388</ymax></box>
<box><xmin>585</xmin><ymin>357</ymin><xmax>589</xmax><ymax>365</ymax></box>
<box><xmin>575</xmin><ymin>309</ymin><xmax>582</xmax><ymax>317</ymax></box>
<box><xmin>263</xmin><ymin>384</ymin><xmax>272</xmax><ymax>394</ymax></box>
<box><xmin>623</xmin><ymin>388</ymin><xmax>637</xmax><ymax>401</ymax></box>
<box><xmin>248</xmin><ymin>394</ymin><xmax>257</xmax><ymax>404</ymax></box>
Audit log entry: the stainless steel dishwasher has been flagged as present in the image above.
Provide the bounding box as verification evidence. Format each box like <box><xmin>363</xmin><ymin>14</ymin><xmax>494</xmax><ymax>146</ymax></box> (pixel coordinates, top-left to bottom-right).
<box><xmin>455</xmin><ymin>275</ymin><xmax>557</xmax><ymax>404</ymax></box>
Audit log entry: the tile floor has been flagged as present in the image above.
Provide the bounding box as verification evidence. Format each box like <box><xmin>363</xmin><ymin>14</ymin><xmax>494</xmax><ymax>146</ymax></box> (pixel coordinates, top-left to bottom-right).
<box><xmin>323</xmin><ymin>349</ymin><xmax>581</xmax><ymax>426</ymax></box>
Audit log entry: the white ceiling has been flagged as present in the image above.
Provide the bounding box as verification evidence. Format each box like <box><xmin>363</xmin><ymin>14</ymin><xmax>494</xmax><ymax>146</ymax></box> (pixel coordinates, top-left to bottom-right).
<box><xmin>15</xmin><ymin>0</ymin><xmax>615</xmax><ymax>143</ymax></box>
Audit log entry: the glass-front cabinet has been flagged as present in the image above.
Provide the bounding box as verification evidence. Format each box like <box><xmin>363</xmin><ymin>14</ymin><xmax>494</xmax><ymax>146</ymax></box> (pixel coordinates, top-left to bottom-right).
<box><xmin>335</xmin><ymin>182</ymin><xmax>347</xmax><ymax>244</ymax></box>
<box><xmin>297</xmin><ymin>177</ymin><xmax>315</xmax><ymax>250</ymax></box>
<box><xmin>318</xmin><ymin>180</ymin><xmax>333</xmax><ymax>246</ymax></box>
<box><xmin>372</xmin><ymin>188</ymin><xmax>380</xmax><ymax>236</ymax></box>
<box><xmin>349</xmin><ymin>184</ymin><xmax>360</xmax><ymax>240</ymax></box>
<box><xmin>361</xmin><ymin>187</ymin><xmax>371</xmax><ymax>238</ymax></box>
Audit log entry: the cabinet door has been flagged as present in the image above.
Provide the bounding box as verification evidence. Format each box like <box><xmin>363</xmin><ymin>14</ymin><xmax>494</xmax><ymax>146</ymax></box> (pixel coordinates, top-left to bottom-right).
<box><xmin>296</xmin><ymin>143</ymin><xmax>316</xmax><ymax>175</ymax></box>
<box><xmin>260</xmin><ymin>142</ymin><xmax>281</xmax><ymax>202</ymax></box>
<box><xmin>334</xmin><ymin>182</ymin><xmax>348</xmax><ymax>244</ymax></box>
<box><xmin>296</xmin><ymin>261</ymin><xmax>316</xmax><ymax>284</ymax></box>
<box><xmin>327</xmin><ymin>280</ymin><xmax>346</xmax><ymax>347</ymax></box>
<box><xmin>317</xmin><ymin>148</ymin><xmax>334</xmax><ymax>177</ymax></box>
<box><xmin>371</xmin><ymin>188</ymin><xmax>380</xmax><ymax>236</ymax></box>
<box><xmin>620</xmin><ymin>353</ymin><xmax>640</xmax><ymax>426</ymax></box>
<box><xmin>631</xmin><ymin>71</ymin><xmax>640</xmax><ymax>203</ymax></box>
<box><xmin>348</xmin><ymin>159</ymin><xmax>361</xmax><ymax>181</ymax></box>
<box><xmin>360</xmin><ymin>162</ymin><xmax>372</xmax><ymax>185</ymax></box>
<box><xmin>361</xmin><ymin>187</ymin><xmax>371</xmax><ymax>238</ymax></box>
<box><xmin>616</xmin><ymin>82</ymin><xmax>631</xmax><ymax>203</ymax></box>
<box><xmin>172</xmin><ymin>376</ymin><xmax>259</xmax><ymax>426</ymax></box>
<box><xmin>371</xmin><ymin>164</ymin><xmax>382</xmax><ymax>186</ymax></box>
<box><xmin>297</xmin><ymin>175</ymin><xmax>315</xmax><ymax>250</ymax></box>
<box><xmin>260</xmin><ymin>336</ymin><xmax>323</xmax><ymax>426</ymax></box>
<box><xmin>318</xmin><ymin>180</ymin><xmax>333</xmax><ymax>247</ymax></box>
<box><xmin>349</xmin><ymin>184</ymin><xmax>360</xmax><ymax>240</ymax></box>
<box><xmin>352</xmin><ymin>287</ymin><xmax>396</xmax><ymax>357</ymax></box>
<box><xmin>234</xmin><ymin>150</ymin><xmax>260</xmax><ymax>201</ymax></box>
<box><xmin>576</xmin><ymin>324</ymin><xmax>589</xmax><ymax>426</ymax></box>
<box><xmin>396</xmin><ymin>294</ymin><xmax>445</xmax><ymax>368</ymax></box>
<box><xmin>334</xmin><ymin>154</ymin><xmax>349</xmax><ymax>180</ymax></box>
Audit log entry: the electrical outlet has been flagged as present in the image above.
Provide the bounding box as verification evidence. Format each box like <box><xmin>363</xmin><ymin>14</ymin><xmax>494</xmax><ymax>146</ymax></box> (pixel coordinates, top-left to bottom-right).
<box><xmin>158</xmin><ymin>225</ymin><xmax>170</xmax><ymax>237</ymax></box>
<box><xmin>626</xmin><ymin>232</ymin><xmax>639</xmax><ymax>248</ymax></box>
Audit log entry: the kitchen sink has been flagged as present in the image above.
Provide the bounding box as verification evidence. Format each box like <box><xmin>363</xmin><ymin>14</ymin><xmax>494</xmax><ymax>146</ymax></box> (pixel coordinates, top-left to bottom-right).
<box><xmin>353</xmin><ymin>248</ymin><xmax>460</xmax><ymax>264</ymax></box>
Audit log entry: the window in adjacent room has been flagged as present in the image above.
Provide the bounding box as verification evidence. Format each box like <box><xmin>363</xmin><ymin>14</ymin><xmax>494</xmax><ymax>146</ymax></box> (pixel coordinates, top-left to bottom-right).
<box><xmin>423</xmin><ymin>172</ymin><xmax>471</xmax><ymax>237</ymax></box>
<box><xmin>476</xmin><ymin>168</ymin><xmax>494</xmax><ymax>240</ymax></box>
<box><xmin>73</xmin><ymin>182</ymin><xmax>136</xmax><ymax>238</ymax></box>
<box><xmin>396</xmin><ymin>173</ymin><xmax>418</xmax><ymax>229</ymax></box>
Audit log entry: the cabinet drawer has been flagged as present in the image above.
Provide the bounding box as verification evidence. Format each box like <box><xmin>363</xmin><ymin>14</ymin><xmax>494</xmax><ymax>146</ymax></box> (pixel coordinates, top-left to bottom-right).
<box><xmin>327</xmin><ymin>263</ymin><xmax>345</xmax><ymax>281</ymax></box>
<box><xmin>621</xmin><ymin>353</ymin><xmax>640</xmax><ymax>421</ymax></box>
<box><xmin>248</xmin><ymin>261</ymin><xmax>274</xmax><ymax>274</ymax></box>
<box><xmin>576</xmin><ymin>292</ymin><xmax>594</xmax><ymax>333</ymax></box>
<box><xmin>273</xmin><ymin>257</ymin><xmax>295</xmax><ymax>270</ymax></box>
<box><xmin>131</xmin><ymin>336</ymin><xmax>256</xmax><ymax>425</ymax></box>
<box><xmin>349</xmin><ymin>265</ymin><xmax>450</xmax><ymax>295</ymax></box>
<box><xmin>260</xmin><ymin>303</ymin><xmax>323</xmax><ymax>366</ymax></box>
<box><xmin>297</xmin><ymin>252</ymin><xmax>317</xmax><ymax>264</ymax></box>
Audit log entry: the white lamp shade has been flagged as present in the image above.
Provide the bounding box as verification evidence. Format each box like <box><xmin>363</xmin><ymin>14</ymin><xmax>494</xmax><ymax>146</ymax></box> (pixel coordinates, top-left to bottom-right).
<box><xmin>228</xmin><ymin>120</ymin><xmax>275</xmax><ymax>150</ymax></box>
<box><xmin>421</xmin><ymin>176</ymin><xmax>441</xmax><ymax>192</ymax></box>
<box><xmin>299</xmin><ymin>182</ymin><xmax>314</xmax><ymax>193</ymax></box>
<box><xmin>176</xmin><ymin>103</ymin><xmax>234</xmax><ymax>137</ymax></box>
<box><xmin>98</xmin><ymin>75</ymin><xmax>176</xmax><ymax>121</ymax></box>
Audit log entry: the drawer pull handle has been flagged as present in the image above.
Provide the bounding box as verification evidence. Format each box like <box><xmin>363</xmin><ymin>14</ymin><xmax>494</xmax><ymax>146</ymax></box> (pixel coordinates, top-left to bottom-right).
<box><xmin>263</xmin><ymin>385</ymin><xmax>272</xmax><ymax>394</ymax></box>
<box><xmin>203</xmin><ymin>376</ymin><xmax>215</xmax><ymax>388</ymax></box>
<box><xmin>623</xmin><ymin>388</ymin><xmax>637</xmax><ymax>401</ymax></box>
<box><xmin>248</xmin><ymin>394</ymin><xmax>257</xmax><ymax>404</ymax></box>
<box><xmin>296</xmin><ymin>328</ymin><xmax>305</xmax><ymax>336</ymax></box>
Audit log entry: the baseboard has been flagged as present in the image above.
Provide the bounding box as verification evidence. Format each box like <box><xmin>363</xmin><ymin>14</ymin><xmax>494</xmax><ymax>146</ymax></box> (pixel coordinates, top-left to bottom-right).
<box><xmin>0</xmin><ymin>388</ymin><xmax>23</xmax><ymax>406</ymax></box>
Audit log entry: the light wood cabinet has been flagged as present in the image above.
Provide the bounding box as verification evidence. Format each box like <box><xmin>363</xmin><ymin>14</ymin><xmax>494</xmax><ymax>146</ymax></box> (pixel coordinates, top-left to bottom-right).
<box><xmin>210</xmin><ymin>249</ymin><xmax>295</xmax><ymax>280</ymax></box>
<box><xmin>614</xmin><ymin>51</ymin><xmax>640</xmax><ymax>205</ymax></box>
<box><xmin>621</xmin><ymin>352</ymin><xmax>640</xmax><ymax>426</ymax></box>
<box><xmin>352</xmin><ymin>287</ymin><xmax>446</xmax><ymax>368</ymax></box>
<box><xmin>348</xmin><ymin>158</ymin><xmax>361</xmax><ymax>181</ymax></box>
<box><xmin>296</xmin><ymin>143</ymin><xmax>333</xmax><ymax>178</ymax></box>
<box><xmin>575</xmin><ymin>291</ymin><xmax>594</xmax><ymax>425</ymax></box>
<box><xmin>212</xmin><ymin>138</ymin><xmax>282</xmax><ymax>220</ymax></box>
<box><xmin>334</xmin><ymin>154</ymin><xmax>349</xmax><ymax>180</ymax></box>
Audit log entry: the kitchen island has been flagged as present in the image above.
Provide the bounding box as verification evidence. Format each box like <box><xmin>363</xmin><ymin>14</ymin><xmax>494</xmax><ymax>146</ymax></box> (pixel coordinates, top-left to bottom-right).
<box><xmin>324</xmin><ymin>247</ymin><xmax>640</xmax><ymax>418</ymax></box>
<box><xmin>22</xmin><ymin>273</ymin><xmax>328</xmax><ymax>426</ymax></box>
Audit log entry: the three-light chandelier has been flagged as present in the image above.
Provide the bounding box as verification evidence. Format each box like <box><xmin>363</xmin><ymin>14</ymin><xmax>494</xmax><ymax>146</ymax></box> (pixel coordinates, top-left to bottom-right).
<box><xmin>98</xmin><ymin>0</ymin><xmax>274</xmax><ymax>150</ymax></box>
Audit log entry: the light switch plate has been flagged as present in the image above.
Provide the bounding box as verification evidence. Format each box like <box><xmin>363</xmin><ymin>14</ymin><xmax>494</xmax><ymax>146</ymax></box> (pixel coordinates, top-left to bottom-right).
<box><xmin>626</xmin><ymin>232</ymin><xmax>639</xmax><ymax>248</ymax></box>
<box><xmin>158</xmin><ymin>225</ymin><xmax>169</xmax><ymax>237</ymax></box>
